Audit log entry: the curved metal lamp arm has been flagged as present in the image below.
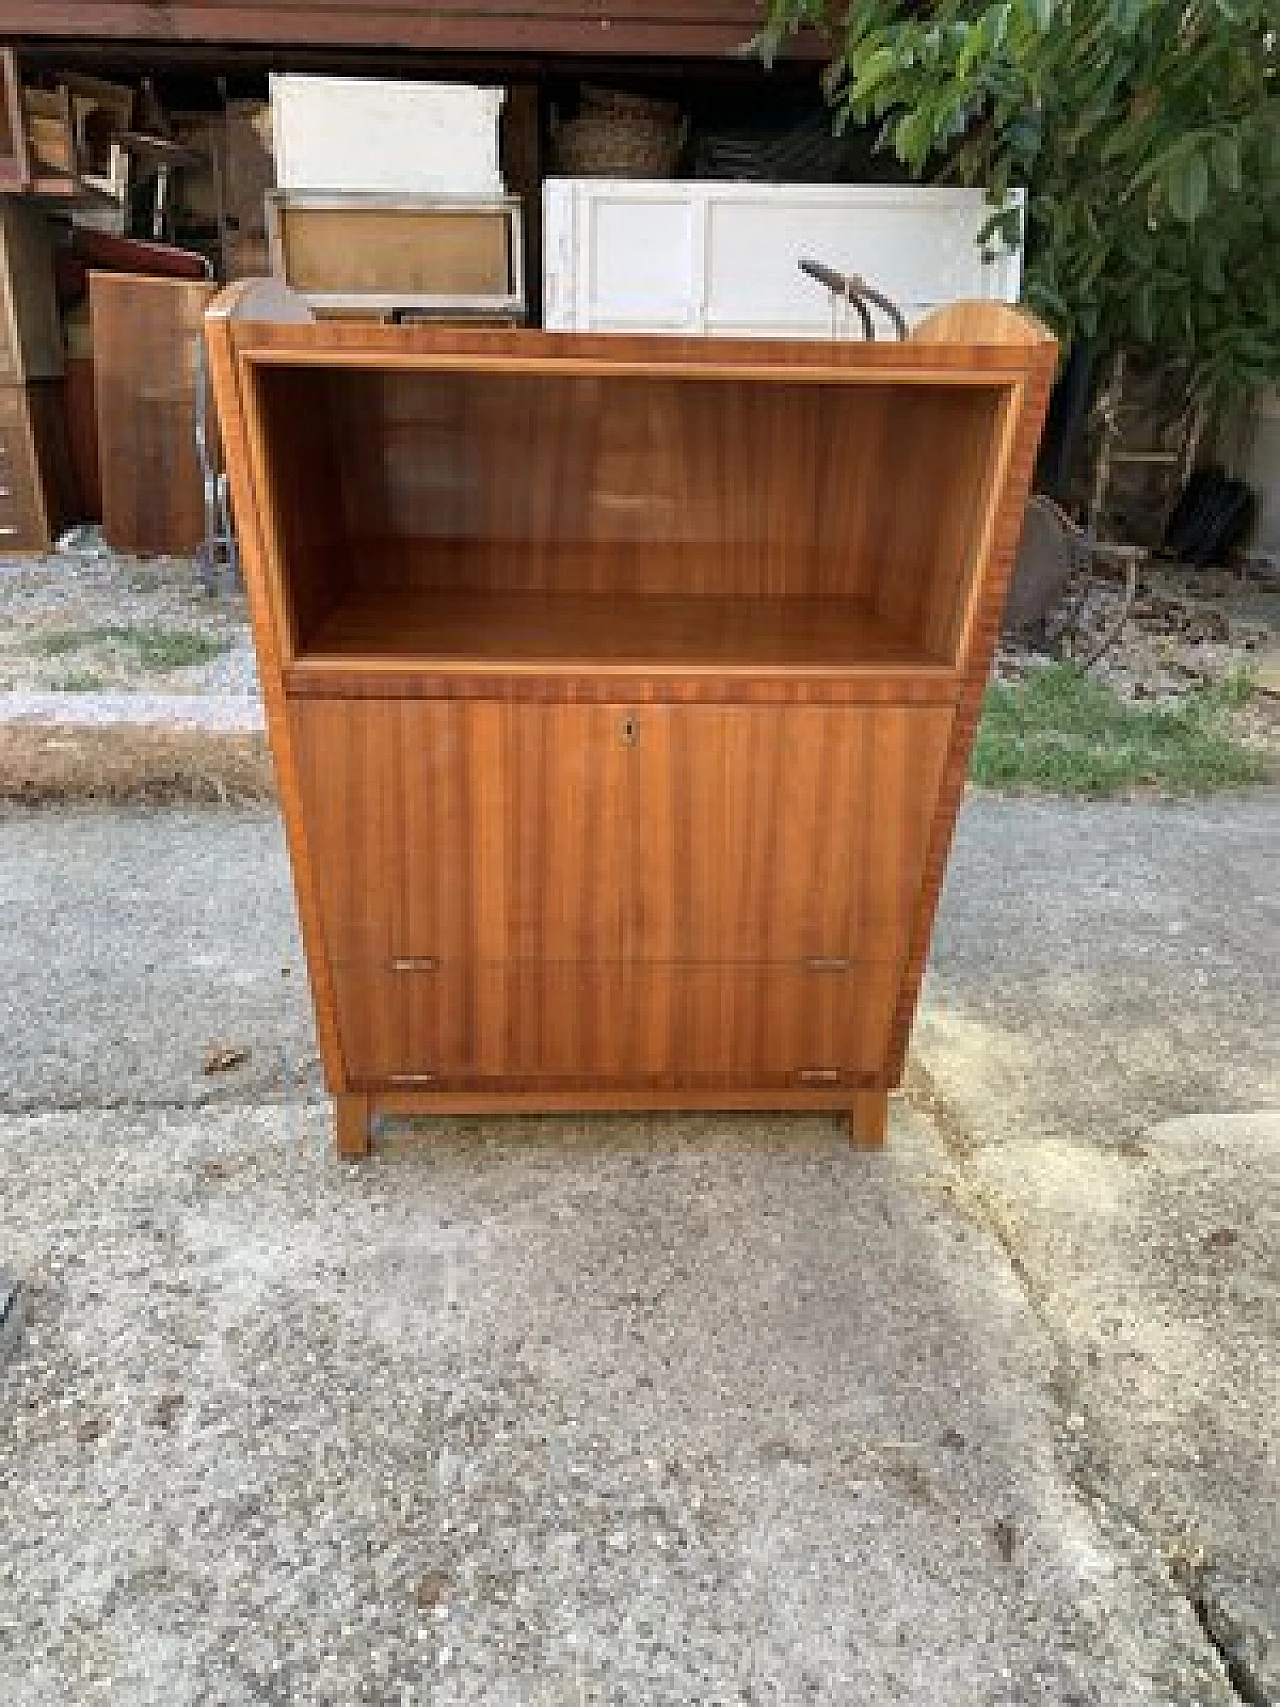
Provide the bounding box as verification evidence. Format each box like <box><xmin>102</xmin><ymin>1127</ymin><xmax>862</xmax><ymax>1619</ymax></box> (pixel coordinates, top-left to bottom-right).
<box><xmin>851</xmin><ymin>278</ymin><xmax>908</xmax><ymax>342</ymax></box>
<box><xmin>798</xmin><ymin>258</ymin><xmax>908</xmax><ymax>342</ymax></box>
<box><xmin>844</xmin><ymin>281</ymin><xmax>876</xmax><ymax>342</ymax></box>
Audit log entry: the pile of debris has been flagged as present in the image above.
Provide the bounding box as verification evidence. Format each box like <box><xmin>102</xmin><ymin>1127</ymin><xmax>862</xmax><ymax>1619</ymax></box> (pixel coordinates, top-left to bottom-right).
<box><xmin>998</xmin><ymin>558</ymin><xmax>1279</xmax><ymax>718</ymax></box>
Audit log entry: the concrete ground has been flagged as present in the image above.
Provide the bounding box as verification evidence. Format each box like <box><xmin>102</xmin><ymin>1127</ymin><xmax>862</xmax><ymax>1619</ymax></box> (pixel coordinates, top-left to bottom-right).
<box><xmin>0</xmin><ymin>794</ymin><xmax>1275</xmax><ymax>1706</ymax></box>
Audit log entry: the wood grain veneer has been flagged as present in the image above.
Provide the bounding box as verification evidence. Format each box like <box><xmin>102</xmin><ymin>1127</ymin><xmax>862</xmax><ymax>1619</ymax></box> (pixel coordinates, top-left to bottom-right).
<box><xmin>332</xmin><ymin>961</ymin><xmax>900</xmax><ymax>1088</ymax></box>
<box><xmin>205</xmin><ymin>286</ymin><xmax>1056</xmax><ymax>1153</ymax></box>
<box><xmin>289</xmin><ymin>698</ymin><xmax>951</xmax><ymax>969</ymax></box>
<box><xmin>293</xmin><ymin>588</ymin><xmax>945</xmax><ymax>673</ymax></box>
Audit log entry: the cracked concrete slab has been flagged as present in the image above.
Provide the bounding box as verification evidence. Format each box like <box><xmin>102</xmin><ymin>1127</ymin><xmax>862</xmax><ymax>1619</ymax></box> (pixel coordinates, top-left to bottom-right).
<box><xmin>916</xmin><ymin>791</ymin><xmax>1280</xmax><ymax>1703</ymax></box>
<box><xmin>916</xmin><ymin>793</ymin><xmax>1280</xmax><ymax>1149</ymax></box>
<box><xmin>0</xmin><ymin>1269</ymin><xmax>22</xmax><ymax>1365</ymax></box>
<box><xmin>0</xmin><ymin>805</ymin><xmax>319</xmax><ymax>1114</ymax></box>
<box><xmin>968</xmin><ymin>1110</ymin><xmax>1279</xmax><ymax>1705</ymax></box>
<box><xmin>0</xmin><ymin>1101</ymin><xmax>1238</xmax><ymax>1706</ymax></box>
<box><xmin>0</xmin><ymin>794</ymin><xmax>1276</xmax><ymax>1704</ymax></box>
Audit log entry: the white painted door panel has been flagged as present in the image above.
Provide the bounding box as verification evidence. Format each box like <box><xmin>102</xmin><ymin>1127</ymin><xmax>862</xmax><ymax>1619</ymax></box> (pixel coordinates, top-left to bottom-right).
<box><xmin>543</xmin><ymin>180</ymin><xmax>1023</xmax><ymax>336</ymax></box>
<box><xmin>582</xmin><ymin>193</ymin><xmax>702</xmax><ymax>331</ymax></box>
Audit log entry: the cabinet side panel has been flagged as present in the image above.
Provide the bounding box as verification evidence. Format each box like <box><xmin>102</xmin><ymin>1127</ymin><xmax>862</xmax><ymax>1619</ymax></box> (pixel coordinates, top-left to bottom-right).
<box><xmin>0</xmin><ymin>382</ymin><xmax>75</xmax><ymax>549</ymax></box>
<box><xmin>853</xmin><ymin>385</ymin><xmax>1007</xmax><ymax>659</ymax></box>
<box><xmin>204</xmin><ymin>313</ymin><xmax>346</xmax><ymax>1088</ymax></box>
<box><xmin>0</xmin><ymin>200</ymin><xmax>63</xmax><ymax>383</ymax></box>
<box><xmin>242</xmin><ymin>364</ymin><xmax>345</xmax><ymax>654</ymax></box>
<box><xmin>885</xmin><ymin>354</ymin><xmax>1057</xmax><ymax>1081</ymax></box>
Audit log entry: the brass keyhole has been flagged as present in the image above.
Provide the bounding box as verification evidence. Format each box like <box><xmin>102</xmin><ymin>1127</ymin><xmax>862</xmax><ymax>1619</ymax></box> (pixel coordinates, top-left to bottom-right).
<box><xmin>620</xmin><ymin>714</ymin><xmax>640</xmax><ymax>748</ymax></box>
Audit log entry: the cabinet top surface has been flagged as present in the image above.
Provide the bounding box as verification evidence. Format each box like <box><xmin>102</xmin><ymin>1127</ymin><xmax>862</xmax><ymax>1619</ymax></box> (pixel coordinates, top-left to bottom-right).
<box><xmin>208</xmin><ymin>284</ymin><xmax>1057</xmax><ymax>384</ymax></box>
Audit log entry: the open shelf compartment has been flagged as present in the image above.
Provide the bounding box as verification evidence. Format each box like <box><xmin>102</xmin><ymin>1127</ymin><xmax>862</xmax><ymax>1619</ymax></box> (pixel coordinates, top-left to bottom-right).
<box><xmin>244</xmin><ymin>359</ymin><xmax>1013</xmax><ymax>682</ymax></box>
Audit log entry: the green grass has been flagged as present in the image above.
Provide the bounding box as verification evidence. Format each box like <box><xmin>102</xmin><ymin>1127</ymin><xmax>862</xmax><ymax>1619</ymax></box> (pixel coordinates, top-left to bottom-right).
<box><xmin>31</xmin><ymin>629</ymin><xmax>89</xmax><ymax>657</ymax></box>
<box><xmin>106</xmin><ymin>624</ymin><xmax>226</xmax><ymax>669</ymax></box>
<box><xmin>28</xmin><ymin>625</ymin><xmax>225</xmax><ymax>670</ymax></box>
<box><xmin>50</xmin><ymin>670</ymin><xmax>106</xmax><ymax>692</ymax></box>
<box><xmin>971</xmin><ymin>664</ymin><xmax>1267</xmax><ymax>796</ymax></box>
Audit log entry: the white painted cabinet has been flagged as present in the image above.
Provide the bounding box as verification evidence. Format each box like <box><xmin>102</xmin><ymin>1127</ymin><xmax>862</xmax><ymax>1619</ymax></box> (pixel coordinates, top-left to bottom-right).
<box><xmin>270</xmin><ymin>75</ymin><xmax>505</xmax><ymax>196</ymax></box>
<box><xmin>543</xmin><ymin>180</ymin><xmax>1023</xmax><ymax>336</ymax></box>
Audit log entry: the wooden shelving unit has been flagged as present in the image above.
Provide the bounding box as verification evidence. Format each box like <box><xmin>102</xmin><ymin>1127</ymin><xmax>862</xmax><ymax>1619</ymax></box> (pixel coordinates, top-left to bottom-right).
<box><xmin>207</xmin><ymin>286</ymin><xmax>1055</xmax><ymax>1154</ymax></box>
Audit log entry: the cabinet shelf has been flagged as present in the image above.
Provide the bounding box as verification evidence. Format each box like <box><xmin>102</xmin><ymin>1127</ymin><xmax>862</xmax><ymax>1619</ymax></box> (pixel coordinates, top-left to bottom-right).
<box><xmin>285</xmin><ymin>584</ymin><xmax>951</xmax><ymax>684</ymax></box>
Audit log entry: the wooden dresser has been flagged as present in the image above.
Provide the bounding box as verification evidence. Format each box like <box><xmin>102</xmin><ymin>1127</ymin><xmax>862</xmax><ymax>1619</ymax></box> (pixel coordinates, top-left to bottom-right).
<box><xmin>206</xmin><ymin>284</ymin><xmax>1055</xmax><ymax>1155</ymax></box>
<box><xmin>0</xmin><ymin>199</ymin><xmax>74</xmax><ymax>550</ymax></box>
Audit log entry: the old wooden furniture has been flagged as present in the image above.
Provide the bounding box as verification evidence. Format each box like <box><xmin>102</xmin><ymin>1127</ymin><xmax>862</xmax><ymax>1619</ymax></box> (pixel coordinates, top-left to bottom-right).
<box><xmin>91</xmin><ymin>271</ymin><xmax>217</xmax><ymax>555</ymax></box>
<box><xmin>206</xmin><ymin>284</ymin><xmax>1055</xmax><ymax>1155</ymax></box>
<box><xmin>0</xmin><ymin>199</ymin><xmax>74</xmax><ymax>550</ymax></box>
<box><xmin>266</xmin><ymin>191</ymin><xmax>525</xmax><ymax>321</ymax></box>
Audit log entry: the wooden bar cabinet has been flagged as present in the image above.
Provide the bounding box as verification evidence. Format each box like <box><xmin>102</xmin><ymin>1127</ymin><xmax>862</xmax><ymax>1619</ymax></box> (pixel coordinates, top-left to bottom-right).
<box><xmin>205</xmin><ymin>283</ymin><xmax>1055</xmax><ymax>1155</ymax></box>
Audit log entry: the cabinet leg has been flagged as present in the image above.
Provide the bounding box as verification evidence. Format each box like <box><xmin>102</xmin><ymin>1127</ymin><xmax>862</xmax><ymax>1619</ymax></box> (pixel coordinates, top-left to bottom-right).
<box><xmin>848</xmin><ymin>1090</ymin><xmax>888</xmax><ymax>1150</ymax></box>
<box><xmin>335</xmin><ymin>1091</ymin><xmax>371</xmax><ymax>1159</ymax></box>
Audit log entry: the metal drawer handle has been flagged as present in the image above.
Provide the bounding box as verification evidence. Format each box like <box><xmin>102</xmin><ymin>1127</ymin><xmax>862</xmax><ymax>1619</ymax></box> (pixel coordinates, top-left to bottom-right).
<box><xmin>390</xmin><ymin>956</ymin><xmax>439</xmax><ymax>973</ymax></box>
<box><xmin>386</xmin><ymin>1072</ymin><xmax>438</xmax><ymax>1086</ymax></box>
<box><xmin>804</xmin><ymin>956</ymin><xmax>851</xmax><ymax>972</ymax></box>
<box><xmin>799</xmin><ymin>1068</ymin><xmax>842</xmax><ymax>1086</ymax></box>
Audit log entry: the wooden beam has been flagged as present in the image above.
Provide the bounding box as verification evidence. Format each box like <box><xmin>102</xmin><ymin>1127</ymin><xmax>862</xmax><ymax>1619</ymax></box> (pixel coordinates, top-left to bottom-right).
<box><xmin>0</xmin><ymin>3</ymin><xmax>823</xmax><ymax>61</ymax></box>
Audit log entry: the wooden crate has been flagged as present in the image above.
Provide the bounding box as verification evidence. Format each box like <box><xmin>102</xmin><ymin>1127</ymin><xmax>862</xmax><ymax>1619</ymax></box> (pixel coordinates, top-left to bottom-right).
<box><xmin>266</xmin><ymin>191</ymin><xmax>524</xmax><ymax>317</ymax></box>
<box><xmin>90</xmin><ymin>271</ymin><xmax>216</xmax><ymax>555</ymax></box>
<box><xmin>206</xmin><ymin>285</ymin><xmax>1055</xmax><ymax>1156</ymax></box>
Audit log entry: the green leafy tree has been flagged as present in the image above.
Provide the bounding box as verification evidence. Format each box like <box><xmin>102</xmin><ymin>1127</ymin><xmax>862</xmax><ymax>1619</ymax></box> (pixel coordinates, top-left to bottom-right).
<box><xmin>760</xmin><ymin>0</ymin><xmax>1280</xmax><ymax>400</ymax></box>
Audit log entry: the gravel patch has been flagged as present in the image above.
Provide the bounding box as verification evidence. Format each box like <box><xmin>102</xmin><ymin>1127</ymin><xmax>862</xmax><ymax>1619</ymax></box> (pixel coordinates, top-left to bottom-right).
<box><xmin>0</xmin><ymin>546</ymin><xmax>259</xmax><ymax>730</ymax></box>
<box><xmin>0</xmin><ymin>691</ymin><xmax>263</xmax><ymax>732</ymax></box>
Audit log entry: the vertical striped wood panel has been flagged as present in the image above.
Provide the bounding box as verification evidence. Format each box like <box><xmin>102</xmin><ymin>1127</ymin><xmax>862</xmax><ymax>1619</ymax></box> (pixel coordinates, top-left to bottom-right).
<box><xmin>333</xmin><ymin>962</ymin><xmax>899</xmax><ymax>1087</ymax></box>
<box><xmin>289</xmin><ymin>697</ymin><xmax>952</xmax><ymax>972</ymax></box>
